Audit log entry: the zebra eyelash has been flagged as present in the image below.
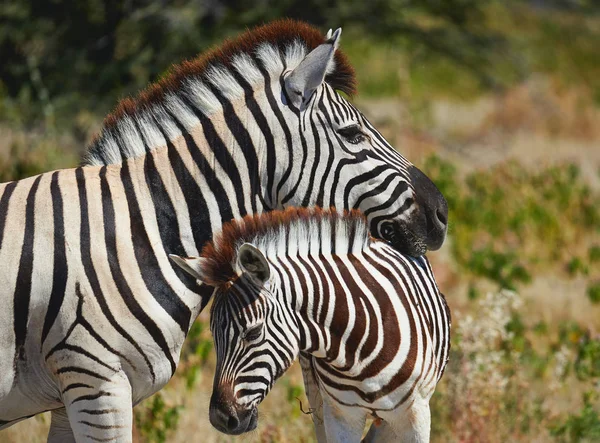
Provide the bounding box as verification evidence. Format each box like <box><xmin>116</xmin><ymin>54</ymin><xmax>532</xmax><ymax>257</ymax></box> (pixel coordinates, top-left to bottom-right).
<box><xmin>336</xmin><ymin>124</ymin><xmax>367</xmax><ymax>145</ymax></box>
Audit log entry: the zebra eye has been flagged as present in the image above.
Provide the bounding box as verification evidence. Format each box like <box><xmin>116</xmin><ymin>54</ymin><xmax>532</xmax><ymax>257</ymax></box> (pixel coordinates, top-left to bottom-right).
<box><xmin>243</xmin><ymin>324</ymin><xmax>263</xmax><ymax>343</ymax></box>
<box><xmin>337</xmin><ymin>124</ymin><xmax>367</xmax><ymax>145</ymax></box>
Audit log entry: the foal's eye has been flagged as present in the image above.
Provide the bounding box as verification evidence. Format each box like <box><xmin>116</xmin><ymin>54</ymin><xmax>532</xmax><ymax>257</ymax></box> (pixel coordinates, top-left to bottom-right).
<box><xmin>244</xmin><ymin>324</ymin><xmax>263</xmax><ymax>343</ymax></box>
<box><xmin>337</xmin><ymin>124</ymin><xmax>367</xmax><ymax>145</ymax></box>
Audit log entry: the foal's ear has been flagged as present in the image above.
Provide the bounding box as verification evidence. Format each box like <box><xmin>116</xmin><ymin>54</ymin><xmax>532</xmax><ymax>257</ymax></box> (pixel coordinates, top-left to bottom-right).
<box><xmin>169</xmin><ymin>254</ymin><xmax>208</xmax><ymax>284</ymax></box>
<box><xmin>236</xmin><ymin>243</ymin><xmax>270</xmax><ymax>285</ymax></box>
<box><xmin>284</xmin><ymin>27</ymin><xmax>342</xmax><ymax>109</ymax></box>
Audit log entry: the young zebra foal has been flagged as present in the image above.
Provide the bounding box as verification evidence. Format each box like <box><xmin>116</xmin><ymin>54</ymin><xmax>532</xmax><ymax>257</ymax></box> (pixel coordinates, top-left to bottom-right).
<box><xmin>170</xmin><ymin>208</ymin><xmax>451</xmax><ymax>442</ymax></box>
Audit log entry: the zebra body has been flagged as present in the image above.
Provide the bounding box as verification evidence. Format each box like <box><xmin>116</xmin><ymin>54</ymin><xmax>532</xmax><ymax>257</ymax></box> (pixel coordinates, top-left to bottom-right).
<box><xmin>0</xmin><ymin>20</ymin><xmax>447</xmax><ymax>441</ymax></box>
<box><xmin>0</xmin><ymin>161</ymin><xmax>201</xmax><ymax>440</ymax></box>
<box><xmin>172</xmin><ymin>208</ymin><xmax>451</xmax><ymax>442</ymax></box>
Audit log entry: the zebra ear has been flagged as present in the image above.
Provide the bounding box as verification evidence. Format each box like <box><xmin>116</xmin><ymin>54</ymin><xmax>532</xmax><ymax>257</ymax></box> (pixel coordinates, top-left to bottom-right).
<box><xmin>169</xmin><ymin>254</ymin><xmax>208</xmax><ymax>284</ymax></box>
<box><xmin>284</xmin><ymin>27</ymin><xmax>342</xmax><ymax>109</ymax></box>
<box><xmin>236</xmin><ymin>243</ymin><xmax>270</xmax><ymax>285</ymax></box>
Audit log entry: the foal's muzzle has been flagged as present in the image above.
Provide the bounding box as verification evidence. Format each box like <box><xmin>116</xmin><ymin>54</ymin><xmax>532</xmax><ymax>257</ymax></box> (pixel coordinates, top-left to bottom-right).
<box><xmin>209</xmin><ymin>390</ymin><xmax>258</xmax><ymax>435</ymax></box>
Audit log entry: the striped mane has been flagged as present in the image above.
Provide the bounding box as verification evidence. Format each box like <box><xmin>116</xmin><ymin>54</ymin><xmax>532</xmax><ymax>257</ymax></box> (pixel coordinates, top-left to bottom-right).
<box><xmin>83</xmin><ymin>19</ymin><xmax>356</xmax><ymax>166</ymax></box>
<box><xmin>198</xmin><ymin>207</ymin><xmax>372</xmax><ymax>287</ymax></box>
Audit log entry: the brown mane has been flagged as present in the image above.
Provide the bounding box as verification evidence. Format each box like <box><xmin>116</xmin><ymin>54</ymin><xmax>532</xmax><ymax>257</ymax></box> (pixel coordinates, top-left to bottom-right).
<box><xmin>198</xmin><ymin>207</ymin><xmax>370</xmax><ymax>287</ymax></box>
<box><xmin>101</xmin><ymin>19</ymin><xmax>356</xmax><ymax>132</ymax></box>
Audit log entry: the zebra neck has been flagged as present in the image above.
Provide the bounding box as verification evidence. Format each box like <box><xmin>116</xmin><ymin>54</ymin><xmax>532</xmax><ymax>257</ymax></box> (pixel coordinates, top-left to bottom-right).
<box><xmin>286</xmin><ymin>253</ymin><xmax>372</xmax><ymax>367</ymax></box>
<box><xmin>286</xmin><ymin>280</ymin><xmax>336</xmax><ymax>361</ymax></box>
<box><xmin>110</xmin><ymin>149</ymin><xmax>214</xmax><ymax>320</ymax></box>
<box><xmin>129</xmin><ymin>119</ymin><xmax>273</xmax><ymax>249</ymax></box>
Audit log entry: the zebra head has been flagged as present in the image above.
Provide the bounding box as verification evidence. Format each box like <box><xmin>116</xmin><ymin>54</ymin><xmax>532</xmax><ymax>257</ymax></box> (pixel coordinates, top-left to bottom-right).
<box><xmin>171</xmin><ymin>244</ymin><xmax>298</xmax><ymax>435</ymax></box>
<box><xmin>264</xmin><ymin>25</ymin><xmax>448</xmax><ymax>256</ymax></box>
<box><xmin>84</xmin><ymin>21</ymin><xmax>446</xmax><ymax>257</ymax></box>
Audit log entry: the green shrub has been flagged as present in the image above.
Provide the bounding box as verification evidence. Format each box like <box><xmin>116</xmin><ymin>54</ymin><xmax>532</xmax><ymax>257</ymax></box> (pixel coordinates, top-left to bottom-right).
<box><xmin>421</xmin><ymin>155</ymin><xmax>600</xmax><ymax>289</ymax></box>
<box><xmin>589</xmin><ymin>245</ymin><xmax>600</xmax><ymax>263</ymax></box>
<box><xmin>588</xmin><ymin>282</ymin><xmax>600</xmax><ymax>305</ymax></box>
<box><xmin>179</xmin><ymin>320</ymin><xmax>213</xmax><ymax>390</ymax></box>
<box><xmin>135</xmin><ymin>393</ymin><xmax>182</xmax><ymax>443</ymax></box>
<box><xmin>550</xmin><ymin>392</ymin><xmax>600</xmax><ymax>442</ymax></box>
<box><xmin>566</xmin><ymin>256</ymin><xmax>588</xmax><ymax>276</ymax></box>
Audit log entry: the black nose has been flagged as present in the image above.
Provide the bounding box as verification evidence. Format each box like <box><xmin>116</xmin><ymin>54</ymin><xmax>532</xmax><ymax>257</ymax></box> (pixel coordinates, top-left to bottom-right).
<box><xmin>209</xmin><ymin>391</ymin><xmax>257</xmax><ymax>435</ymax></box>
<box><xmin>408</xmin><ymin>166</ymin><xmax>448</xmax><ymax>251</ymax></box>
<box><xmin>210</xmin><ymin>401</ymin><xmax>239</xmax><ymax>432</ymax></box>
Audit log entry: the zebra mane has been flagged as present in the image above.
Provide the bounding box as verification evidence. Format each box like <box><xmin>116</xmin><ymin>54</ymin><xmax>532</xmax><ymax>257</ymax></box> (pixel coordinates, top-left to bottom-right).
<box><xmin>82</xmin><ymin>19</ymin><xmax>356</xmax><ymax>166</ymax></box>
<box><xmin>198</xmin><ymin>207</ymin><xmax>372</xmax><ymax>287</ymax></box>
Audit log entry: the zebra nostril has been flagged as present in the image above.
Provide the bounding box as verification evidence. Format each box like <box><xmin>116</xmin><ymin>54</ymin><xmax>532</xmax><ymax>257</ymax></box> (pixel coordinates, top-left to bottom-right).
<box><xmin>227</xmin><ymin>414</ymin><xmax>239</xmax><ymax>431</ymax></box>
<box><xmin>436</xmin><ymin>208</ymin><xmax>447</xmax><ymax>227</ymax></box>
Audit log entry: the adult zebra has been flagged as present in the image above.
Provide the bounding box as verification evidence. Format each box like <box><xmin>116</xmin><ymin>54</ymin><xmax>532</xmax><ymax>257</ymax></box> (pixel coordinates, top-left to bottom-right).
<box><xmin>0</xmin><ymin>20</ymin><xmax>446</xmax><ymax>441</ymax></box>
<box><xmin>171</xmin><ymin>207</ymin><xmax>451</xmax><ymax>442</ymax></box>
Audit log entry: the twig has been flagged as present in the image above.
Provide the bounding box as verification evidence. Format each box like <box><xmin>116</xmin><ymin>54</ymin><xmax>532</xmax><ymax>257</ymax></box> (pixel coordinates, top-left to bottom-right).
<box><xmin>296</xmin><ymin>398</ymin><xmax>315</xmax><ymax>415</ymax></box>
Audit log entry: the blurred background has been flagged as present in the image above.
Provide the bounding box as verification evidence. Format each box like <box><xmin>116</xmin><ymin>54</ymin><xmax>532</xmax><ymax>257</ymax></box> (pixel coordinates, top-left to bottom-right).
<box><xmin>1</xmin><ymin>0</ymin><xmax>599</xmax><ymax>441</ymax></box>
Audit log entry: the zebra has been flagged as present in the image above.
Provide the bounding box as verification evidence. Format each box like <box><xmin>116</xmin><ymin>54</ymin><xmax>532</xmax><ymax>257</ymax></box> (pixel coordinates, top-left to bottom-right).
<box><xmin>170</xmin><ymin>207</ymin><xmax>451</xmax><ymax>442</ymax></box>
<box><xmin>0</xmin><ymin>20</ymin><xmax>447</xmax><ymax>441</ymax></box>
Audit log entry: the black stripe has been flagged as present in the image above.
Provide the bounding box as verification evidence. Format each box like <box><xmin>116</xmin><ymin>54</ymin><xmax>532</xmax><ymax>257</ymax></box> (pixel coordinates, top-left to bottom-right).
<box><xmin>142</xmin><ymin>148</ymin><xmax>205</xmax><ymax>294</ymax></box>
<box><xmin>230</xmin><ymin>68</ymin><xmax>275</xmax><ymax>209</ymax></box>
<box><xmin>71</xmin><ymin>391</ymin><xmax>112</xmax><ymax>404</ymax></box>
<box><xmin>119</xmin><ymin>161</ymin><xmax>191</xmax><ymax>332</ymax></box>
<box><xmin>42</xmin><ymin>171</ymin><xmax>68</xmax><ymax>344</ymax></box>
<box><xmin>100</xmin><ymin>166</ymin><xmax>177</xmax><ymax>374</ymax></box>
<box><xmin>301</xmin><ymin>115</ymin><xmax>322</xmax><ymax>207</ymax></box>
<box><xmin>171</xmin><ymin>98</ymin><xmax>236</xmax><ymax>221</ymax></box>
<box><xmin>327</xmin><ymin>156</ymin><xmax>365</xmax><ymax>210</ymax></box>
<box><xmin>0</xmin><ymin>181</ymin><xmax>17</xmax><ymax>248</ymax></box>
<box><xmin>60</xmin><ymin>344</ymin><xmax>116</xmax><ymax>372</ymax></box>
<box><xmin>270</xmin><ymin>75</ymin><xmax>295</xmax><ymax>198</ymax></box>
<box><xmin>78</xmin><ymin>408</ymin><xmax>120</xmax><ymax>415</ymax></box>
<box><xmin>342</xmin><ymin>165</ymin><xmax>395</xmax><ymax>211</ymax></box>
<box><xmin>291</xmin><ymin>255</ymin><xmax>321</xmax><ymax>351</ymax></box>
<box><xmin>45</xmin><ymin>283</ymin><xmax>137</xmax><ymax>370</ymax></box>
<box><xmin>75</xmin><ymin>167</ymin><xmax>156</xmax><ymax>382</ymax></box>
<box><xmin>56</xmin><ymin>366</ymin><xmax>111</xmax><ymax>382</ymax></box>
<box><xmin>79</xmin><ymin>420</ymin><xmax>124</xmax><ymax>430</ymax></box>
<box><xmin>14</xmin><ymin>175</ymin><xmax>43</xmax><ymax>362</ymax></box>
<box><xmin>281</xmin><ymin>114</ymin><xmax>309</xmax><ymax>205</ymax></box>
<box><xmin>84</xmin><ymin>435</ymin><xmax>121</xmax><ymax>442</ymax></box>
<box><xmin>364</xmin><ymin>183</ymin><xmax>412</xmax><ymax>217</ymax></box>
<box><xmin>353</xmin><ymin>172</ymin><xmax>398</xmax><ymax>210</ymax></box>
<box><xmin>63</xmin><ymin>383</ymin><xmax>93</xmax><ymax>393</ymax></box>
<box><xmin>208</xmin><ymin>82</ymin><xmax>261</xmax><ymax>215</ymax></box>
<box><xmin>243</xmin><ymin>361</ymin><xmax>276</xmax><ymax>381</ymax></box>
<box><xmin>315</xmin><ymin>113</ymin><xmax>336</xmax><ymax>207</ymax></box>
<box><xmin>152</xmin><ymin>119</ymin><xmax>212</xmax><ymax>251</ymax></box>
<box><xmin>237</xmin><ymin>388</ymin><xmax>265</xmax><ymax>398</ymax></box>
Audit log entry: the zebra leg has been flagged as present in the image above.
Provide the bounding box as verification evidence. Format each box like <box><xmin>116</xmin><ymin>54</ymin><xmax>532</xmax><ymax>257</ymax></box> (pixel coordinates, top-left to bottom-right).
<box><xmin>299</xmin><ymin>353</ymin><xmax>327</xmax><ymax>443</ymax></box>
<box><xmin>48</xmin><ymin>408</ymin><xmax>76</xmax><ymax>443</ymax></box>
<box><xmin>362</xmin><ymin>421</ymin><xmax>398</xmax><ymax>443</ymax></box>
<box><xmin>321</xmin><ymin>392</ymin><xmax>367</xmax><ymax>443</ymax></box>
<box><xmin>59</xmin><ymin>371</ymin><xmax>133</xmax><ymax>442</ymax></box>
<box><xmin>364</xmin><ymin>399</ymin><xmax>431</xmax><ymax>443</ymax></box>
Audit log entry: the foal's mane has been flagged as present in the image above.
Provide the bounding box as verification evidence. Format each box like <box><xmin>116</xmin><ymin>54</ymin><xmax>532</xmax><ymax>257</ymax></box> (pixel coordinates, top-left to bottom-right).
<box><xmin>199</xmin><ymin>207</ymin><xmax>372</xmax><ymax>287</ymax></box>
<box><xmin>83</xmin><ymin>19</ymin><xmax>356</xmax><ymax>166</ymax></box>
